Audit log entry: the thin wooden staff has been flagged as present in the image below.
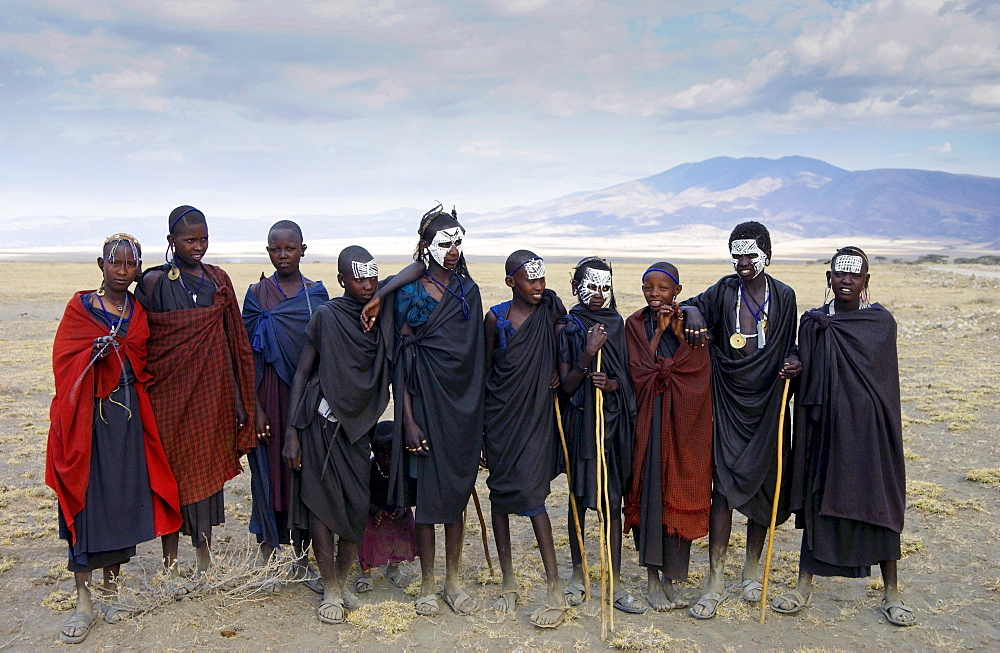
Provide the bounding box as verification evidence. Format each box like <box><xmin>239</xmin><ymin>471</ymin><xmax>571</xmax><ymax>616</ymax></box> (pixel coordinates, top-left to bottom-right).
<box><xmin>759</xmin><ymin>378</ymin><xmax>791</xmax><ymax>624</ymax></box>
<box><xmin>595</xmin><ymin>349</ymin><xmax>615</xmax><ymax>640</ymax></box>
<box><xmin>554</xmin><ymin>394</ymin><xmax>590</xmax><ymax>599</ymax></box>
<box><xmin>471</xmin><ymin>487</ymin><xmax>495</xmax><ymax>578</ymax></box>
<box><xmin>599</xmin><ymin>351</ymin><xmax>614</xmax><ymax>635</ymax></box>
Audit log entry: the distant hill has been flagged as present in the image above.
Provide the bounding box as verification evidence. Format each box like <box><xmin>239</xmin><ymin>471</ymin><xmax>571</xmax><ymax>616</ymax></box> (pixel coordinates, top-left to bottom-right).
<box><xmin>3</xmin><ymin>157</ymin><xmax>999</xmax><ymax>253</ymax></box>
<box><xmin>468</xmin><ymin>156</ymin><xmax>1000</xmax><ymax>241</ymax></box>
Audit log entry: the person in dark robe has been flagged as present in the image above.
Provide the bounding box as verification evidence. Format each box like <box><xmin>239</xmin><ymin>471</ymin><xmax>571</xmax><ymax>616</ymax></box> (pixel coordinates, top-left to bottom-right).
<box><xmin>355</xmin><ymin>421</ymin><xmax>417</xmax><ymax>593</ymax></box>
<box><xmin>388</xmin><ymin>204</ymin><xmax>485</xmax><ymax>617</ymax></box>
<box><xmin>771</xmin><ymin>247</ymin><xmax>914</xmax><ymax>627</ymax></box>
<box><xmin>484</xmin><ymin>250</ymin><xmax>569</xmax><ymax>628</ymax></box>
<box><xmin>557</xmin><ymin>256</ymin><xmax>643</xmax><ymax>614</ymax></box>
<box><xmin>136</xmin><ymin>206</ymin><xmax>257</xmax><ymax>575</ymax></box>
<box><xmin>681</xmin><ymin>221</ymin><xmax>802</xmax><ymax>619</ymax></box>
<box><xmin>242</xmin><ymin>220</ymin><xmax>328</xmax><ymax>586</ymax></box>
<box><xmin>47</xmin><ymin>234</ymin><xmax>182</xmax><ymax>644</ymax></box>
<box><xmin>623</xmin><ymin>263</ymin><xmax>713</xmax><ymax>612</ymax></box>
<box><xmin>282</xmin><ymin>245</ymin><xmax>397</xmax><ymax>625</ymax></box>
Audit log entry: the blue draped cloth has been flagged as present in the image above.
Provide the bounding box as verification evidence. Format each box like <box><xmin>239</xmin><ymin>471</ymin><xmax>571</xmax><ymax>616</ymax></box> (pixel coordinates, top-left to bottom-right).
<box><xmin>242</xmin><ymin>278</ymin><xmax>329</xmax><ymax>547</ymax></box>
<box><xmin>242</xmin><ymin>280</ymin><xmax>329</xmax><ymax>388</ymax></box>
<box><xmin>490</xmin><ymin>301</ymin><xmax>516</xmax><ymax>352</ymax></box>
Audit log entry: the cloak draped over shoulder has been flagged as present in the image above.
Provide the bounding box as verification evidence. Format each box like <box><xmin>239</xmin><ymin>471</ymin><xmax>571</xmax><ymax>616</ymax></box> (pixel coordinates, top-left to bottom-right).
<box><xmin>389</xmin><ymin>276</ymin><xmax>485</xmax><ymax>525</ymax></box>
<box><xmin>557</xmin><ymin>304</ymin><xmax>637</xmax><ymax>512</ymax></box>
<box><xmin>139</xmin><ymin>264</ymin><xmax>257</xmax><ymax>506</ymax></box>
<box><xmin>46</xmin><ymin>292</ymin><xmax>181</xmax><ymax>544</ymax></box>
<box><xmin>790</xmin><ymin>305</ymin><xmax>905</xmax><ymax>537</ymax></box>
<box><xmin>484</xmin><ymin>290</ymin><xmax>566</xmax><ymax>514</ymax></box>
<box><xmin>683</xmin><ymin>274</ymin><xmax>797</xmax><ymax>526</ymax></box>
<box><xmin>623</xmin><ymin>307</ymin><xmax>713</xmax><ymax>541</ymax></box>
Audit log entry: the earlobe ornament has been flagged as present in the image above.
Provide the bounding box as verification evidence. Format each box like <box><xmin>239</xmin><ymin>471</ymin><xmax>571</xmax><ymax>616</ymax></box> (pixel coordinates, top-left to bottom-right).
<box><xmin>167</xmin><ymin>267</ymin><xmax>180</xmax><ymax>281</ymax></box>
<box><xmin>96</xmin><ymin>280</ymin><xmax>106</xmax><ymax>297</ymax></box>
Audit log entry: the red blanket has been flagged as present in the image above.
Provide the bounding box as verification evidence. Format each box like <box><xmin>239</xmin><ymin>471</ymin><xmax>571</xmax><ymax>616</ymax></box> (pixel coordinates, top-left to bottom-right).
<box><xmin>145</xmin><ymin>265</ymin><xmax>256</xmax><ymax>505</ymax></box>
<box><xmin>623</xmin><ymin>309</ymin><xmax>713</xmax><ymax>541</ymax></box>
<box><xmin>46</xmin><ymin>292</ymin><xmax>182</xmax><ymax>544</ymax></box>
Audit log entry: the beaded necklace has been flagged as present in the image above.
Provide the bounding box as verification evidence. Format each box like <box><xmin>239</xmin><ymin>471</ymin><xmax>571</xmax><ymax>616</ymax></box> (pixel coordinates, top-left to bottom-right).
<box><xmin>173</xmin><ymin>258</ymin><xmax>210</xmax><ymax>304</ymax></box>
<box><xmin>269</xmin><ymin>273</ymin><xmax>314</xmax><ymax>316</ymax></box>
<box><xmin>424</xmin><ymin>272</ymin><xmax>471</xmax><ymax>320</ymax></box>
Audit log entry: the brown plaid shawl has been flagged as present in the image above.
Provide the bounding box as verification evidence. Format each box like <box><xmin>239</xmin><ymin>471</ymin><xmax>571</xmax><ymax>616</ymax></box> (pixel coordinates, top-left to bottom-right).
<box><xmin>623</xmin><ymin>308</ymin><xmax>713</xmax><ymax>541</ymax></box>
<box><xmin>145</xmin><ymin>264</ymin><xmax>257</xmax><ymax>505</ymax></box>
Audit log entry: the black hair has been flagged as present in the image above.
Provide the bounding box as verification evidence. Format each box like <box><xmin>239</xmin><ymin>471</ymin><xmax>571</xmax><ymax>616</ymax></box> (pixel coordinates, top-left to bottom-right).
<box><xmin>168</xmin><ymin>205</ymin><xmax>207</xmax><ymax>235</ymax></box>
<box><xmin>572</xmin><ymin>255</ymin><xmax>616</xmax><ymax>311</ymax></box>
<box><xmin>268</xmin><ymin>220</ymin><xmax>303</xmax><ymax>243</ymax></box>
<box><xmin>372</xmin><ymin>420</ymin><xmax>393</xmax><ymax>452</ymax></box>
<box><xmin>414</xmin><ymin>203</ymin><xmax>472</xmax><ymax>279</ymax></box>
<box><xmin>338</xmin><ymin>245</ymin><xmax>374</xmax><ymax>278</ymax></box>
<box><xmin>505</xmin><ymin>249</ymin><xmax>539</xmax><ymax>276</ymax></box>
<box><xmin>728</xmin><ymin>221</ymin><xmax>771</xmax><ymax>255</ymax></box>
<box><xmin>645</xmin><ymin>261</ymin><xmax>679</xmax><ymax>283</ymax></box>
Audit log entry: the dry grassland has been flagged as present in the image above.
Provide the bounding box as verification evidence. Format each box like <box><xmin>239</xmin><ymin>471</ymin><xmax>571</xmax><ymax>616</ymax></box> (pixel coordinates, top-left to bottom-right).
<box><xmin>0</xmin><ymin>260</ymin><xmax>997</xmax><ymax>650</ymax></box>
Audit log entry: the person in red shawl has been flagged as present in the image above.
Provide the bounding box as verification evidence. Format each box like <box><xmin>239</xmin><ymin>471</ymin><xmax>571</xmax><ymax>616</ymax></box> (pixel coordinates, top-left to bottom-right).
<box><xmin>624</xmin><ymin>263</ymin><xmax>713</xmax><ymax>612</ymax></box>
<box><xmin>47</xmin><ymin>234</ymin><xmax>181</xmax><ymax>645</ymax></box>
<box><xmin>136</xmin><ymin>206</ymin><xmax>257</xmax><ymax>575</ymax></box>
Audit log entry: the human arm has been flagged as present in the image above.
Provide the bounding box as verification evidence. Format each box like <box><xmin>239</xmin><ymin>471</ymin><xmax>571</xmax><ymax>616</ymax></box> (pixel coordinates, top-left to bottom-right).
<box><xmin>483</xmin><ymin>310</ymin><xmax>497</xmax><ymax>372</ymax></box>
<box><xmin>558</xmin><ymin>323</ymin><xmax>609</xmax><ymax>395</ymax></box>
<box><xmin>282</xmin><ymin>340</ymin><xmax>318</xmax><ymax>470</ymax></box>
<box><xmin>254</xmin><ymin>397</ymin><xmax>270</xmax><ymax>445</ymax></box>
<box><xmin>361</xmin><ymin>261</ymin><xmax>427</xmax><ymax>331</ymax></box>
<box><xmin>398</xmin><ymin>321</ymin><xmax>429</xmax><ymax>456</ymax></box>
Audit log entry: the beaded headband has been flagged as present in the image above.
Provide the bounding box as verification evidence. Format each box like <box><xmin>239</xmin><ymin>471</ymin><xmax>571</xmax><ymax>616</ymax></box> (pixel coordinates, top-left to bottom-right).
<box><xmin>641</xmin><ymin>267</ymin><xmax>679</xmax><ymax>285</ymax></box>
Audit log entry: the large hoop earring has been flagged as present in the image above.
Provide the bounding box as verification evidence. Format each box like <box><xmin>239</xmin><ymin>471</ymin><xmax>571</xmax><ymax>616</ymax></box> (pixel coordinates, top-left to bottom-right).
<box><xmin>824</xmin><ymin>283</ymin><xmax>831</xmax><ymax>304</ymax></box>
<box><xmin>97</xmin><ymin>280</ymin><xmax>106</xmax><ymax>297</ymax></box>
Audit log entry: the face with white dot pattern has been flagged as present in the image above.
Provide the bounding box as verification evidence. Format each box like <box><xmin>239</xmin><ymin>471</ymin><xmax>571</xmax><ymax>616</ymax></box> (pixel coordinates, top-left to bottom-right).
<box><xmin>428</xmin><ymin>226</ymin><xmax>463</xmax><ymax>268</ymax></box>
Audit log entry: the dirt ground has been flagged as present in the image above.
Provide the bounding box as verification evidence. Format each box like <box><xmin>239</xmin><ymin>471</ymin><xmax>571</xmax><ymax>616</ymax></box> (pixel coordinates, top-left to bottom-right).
<box><xmin>0</xmin><ymin>260</ymin><xmax>998</xmax><ymax>651</ymax></box>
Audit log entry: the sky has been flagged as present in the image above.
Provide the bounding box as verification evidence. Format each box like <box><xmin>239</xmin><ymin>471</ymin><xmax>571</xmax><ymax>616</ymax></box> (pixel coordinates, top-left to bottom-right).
<box><xmin>2</xmin><ymin>0</ymin><xmax>999</xmax><ymax>224</ymax></box>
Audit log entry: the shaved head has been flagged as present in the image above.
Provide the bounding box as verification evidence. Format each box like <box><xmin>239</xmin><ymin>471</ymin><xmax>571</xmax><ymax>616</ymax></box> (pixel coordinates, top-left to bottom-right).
<box><xmin>338</xmin><ymin>245</ymin><xmax>375</xmax><ymax>277</ymax></box>
<box><xmin>505</xmin><ymin>249</ymin><xmax>539</xmax><ymax>275</ymax></box>
<box><xmin>268</xmin><ymin>220</ymin><xmax>303</xmax><ymax>244</ymax></box>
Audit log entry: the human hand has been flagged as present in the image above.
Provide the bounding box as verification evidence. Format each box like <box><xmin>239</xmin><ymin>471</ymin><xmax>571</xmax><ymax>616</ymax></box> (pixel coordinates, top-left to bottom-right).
<box><xmin>404</xmin><ymin>421</ymin><xmax>429</xmax><ymax>456</ymax></box>
<box><xmin>584</xmin><ymin>324</ymin><xmax>607</xmax><ymax>356</ymax></box>
<box><xmin>389</xmin><ymin>507</ymin><xmax>405</xmax><ymax>522</ymax></box>
<box><xmin>282</xmin><ymin>428</ymin><xmax>301</xmax><ymax>470</ymax></box>
<box><xmin>255</xmin><ymin>410</ymin><xmax>271</xmax><ymax>445</ymax></box>
<box><xmin>779</xmin><ymin>357</ymin><xmax>802</xmax><ymax>379</ymax></box>
<box><xmin>668</xmin><ymin>302</ymin><xmax>685</xmax><ymax>339</ymax></box>
<box><xmin>236</xmin><ymin>404</ymin><xmax>248</xmax><ymax>431</ymax></box>
<box><xmin>682</xmin><ymin>306</ymin><xmax>708</xmax><ymax>347</ymax></box>
<box><xmin>361</xmin><ymin>294</ymin><xmax>381</xmax><ymax>332</ymax></box>
<box><xmin>92</xmin><ymin>336</ymin><xmax>113</xmax><ymax>360</ymax></box>
<box><xmin>590</xmin><ymin>372</ymin><xmax>618</xmax><ymax>392</ymax></box>
<box><xmin>549</xmin><ymin>369</ymin><xmax>560</xmax><ymax>389</ymax></box>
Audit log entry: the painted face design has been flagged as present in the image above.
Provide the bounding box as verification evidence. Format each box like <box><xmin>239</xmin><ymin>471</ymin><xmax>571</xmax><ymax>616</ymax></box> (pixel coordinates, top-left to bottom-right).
<box><xmin>833</xmin><ymin>255</ymin><xmax>863</xmax><ymax>274</ymax></box>
<box><xmin>731</xmin><ymin>238</ymin><xmax>768</xmax><ymax>279</ymax></box>
<box><xmin>429</xmin><ymin>226</ymin><xmax>463</xmax><ymax>268</ymax></box>
<box><xmin>522</xmin><ymin>258</ymin><xmax>546</xmax><ymax>280</ymax></box>
<box><xmin>351</xmin><ymin>259</ymin><xmax>379</xmax><ymax>279</ymax></box>
<box><xmin>578</xmin><ymin>268</ymin><xmax>612</xmax><ymax>307</ymax></box>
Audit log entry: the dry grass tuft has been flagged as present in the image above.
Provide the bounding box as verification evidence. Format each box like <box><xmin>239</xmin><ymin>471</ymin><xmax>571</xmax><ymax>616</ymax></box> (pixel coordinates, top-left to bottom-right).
<box><xmin>345</xmin><ymin>599</ymin><xmax>417</xmax><ymax>643</ymax></box>
<box><xmin>608</xmin><ymin>624</ymin><xmax>694</xmax><ymax>651</ymax></box>
<box><xmin>966</xmin><ymin>466</ymin><xmax>1000</xmax><ymax>488</ymax></box>
<box><xmin>42</xmin><ymin>589</ymin><xmax>75</xmax><ymax>611</ymax></box>
<box><xmin>0</xmin><ymin>557</ymin><xmax>12</xmax><ymax>573</ymax></box>
<box><xmin>403</xmin><ymin>579</ymin><xmax>421</xmax><ymax>597</ymax></box>
<box><xmin>900</xmin><ymin>535</ymin><xmax>923</xmax><ymax>558</ymax></box>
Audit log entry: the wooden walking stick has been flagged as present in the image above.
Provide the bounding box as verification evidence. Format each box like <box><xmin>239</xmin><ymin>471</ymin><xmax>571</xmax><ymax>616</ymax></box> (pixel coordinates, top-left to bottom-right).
<box><xmin>759</xmin><ymin>378</ymin><xmax>791</xmax><ymax>624</ymax></box>
<box><xmin>554</xmin><ymin>395</ymin><xmax>590</xmax><ymax>599</ymax></box>
<box><xmin>471</xmin><ymin>488</ymin><xmax>495</xmax><ymax>578</ymax></box>
<box><xmin>595</xmin><ymin>350</ymin><xmax>615</xmax><ymax>640</ymax></box>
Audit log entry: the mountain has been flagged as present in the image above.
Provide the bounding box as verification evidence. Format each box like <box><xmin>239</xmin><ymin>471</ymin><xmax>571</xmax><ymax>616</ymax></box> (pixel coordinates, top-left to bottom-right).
<box><xmin>467</xmin><ymin>156</ymin><xmax>1000</xmax><ymax>241</ymax></box>
<box><xmin>3</xmin><ymin>157</ymin><xmax>998</xmax><ymax>254</ymax></box>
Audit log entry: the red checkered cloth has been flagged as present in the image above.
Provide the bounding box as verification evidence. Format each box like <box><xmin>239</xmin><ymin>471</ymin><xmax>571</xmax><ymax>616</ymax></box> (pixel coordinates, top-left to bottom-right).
<box><xmin>144</xmin><ymin>265</ymin><xmax>257</xmax><ymax>506</ymax></box>
<box><xmin>623</xmin><ymin>308</ymin><xmax>713</xmax><ymax>541</ymax></box>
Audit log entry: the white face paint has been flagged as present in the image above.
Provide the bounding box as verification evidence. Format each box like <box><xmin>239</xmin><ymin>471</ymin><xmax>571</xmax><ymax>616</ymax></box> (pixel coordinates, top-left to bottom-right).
<box><xmin>731</xmin><ymin>238</ymin><xmax>768</xmax><ymax>279</ymax></box>
<box><xmin>577</xmin><ymin>267</ymin><xmax>612</xmax><ymax>307</ymax></box>
<box><xmin>833</xmin><ymin>254</ymin><xmax>863</xmax><ymax>274</ymax></box>
<box><xmin>351</xmin><ymin>259</ymin><xmax>378</xmax><ymax>279</ymax></box>
<box><xmin>428</xmin><ymin>226</ymin><xmax>463</xmax><ymax>268</ymax></box>
<box><xmin>522</xmin><ymin>258</ymin><xmax>545</xmax><ymax>280</ymax></box>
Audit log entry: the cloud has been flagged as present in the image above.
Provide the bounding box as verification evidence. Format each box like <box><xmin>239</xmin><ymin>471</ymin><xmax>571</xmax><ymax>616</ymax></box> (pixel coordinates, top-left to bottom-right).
<box><xmin>926</xmin><ymin>141</ymin><xmax>953</xmax><ymax>154</ymax></box>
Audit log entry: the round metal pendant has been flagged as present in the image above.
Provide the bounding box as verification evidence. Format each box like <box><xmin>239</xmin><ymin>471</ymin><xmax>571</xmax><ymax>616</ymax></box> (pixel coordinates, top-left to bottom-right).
<box><xmin>730</xmin><ymin>332</ymin><xmax>746</xmax><ymax>349</ymax></box>
<box><xmin>167</xmin><ymin>266</ymin><xmax>180</xmax><ymax>280</ymax></box>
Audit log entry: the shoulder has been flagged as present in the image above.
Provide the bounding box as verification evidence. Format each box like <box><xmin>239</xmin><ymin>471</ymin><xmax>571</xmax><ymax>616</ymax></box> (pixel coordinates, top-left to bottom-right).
<box><xmin>768</xmin><ymin>275</ymin><xmax>796</xmax><ymax>298</ymax></box>
<box><xmin>139</xmin><ymin>265</ymin><xmax>167</xmax><ymax>292</ymax></box>
<box><xmin>626</xmin><ymin>307</ymin><xmax>646</xmax><ymax>325</ymax></box>
<box><xmin>204</xmin><ymin>263</ymin><xmax>230</xmax><ymax>282</ymax></box>
<box><xmin>484</xmin><ymin>309</ymin><xmax>498</xmax><ymax>328</ymax></box>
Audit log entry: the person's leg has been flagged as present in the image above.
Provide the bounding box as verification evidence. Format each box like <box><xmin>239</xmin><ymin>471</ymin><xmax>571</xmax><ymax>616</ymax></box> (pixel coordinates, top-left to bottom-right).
<box><xmin>492</xmin><ymin>512</ymin><xmax>517</xmax><ymax>612</ymax></box>
<box><xmin>335</xmin><ymin>539</ymin><xmax>360</xmax><ymax>608</ymax></box>
<box><xmin>195</xmin><ymin>537</ymin><xmax>211</xmax><ymax>574</ymax></box>
<box><xmin>310</xmin><ymin>514</ymin><xmax>345</xmax><ymax>623</ymax></box>
<box><xmin>161</xmin><ymin>532</ymin><xmax>180</xmax><ymax>575</ymax></box>
<box><xmin>690</xmin><ymin>497</ymin><xmax>732</xmax><ymax>618</ymax></box>
<box><xmin>415</xmin><ymin>523</ymin><xmax>436</xmax><ymax>597</ymax></box>
<box><xmin>646</xmin><ymin>565</ymin><xmax>670</xmax><ymax>610</ymax></box>
<box><xmin>442</xmin><ymin>520</ymin><xmax>477</xmax><ymax>613</ymax></box>
<box><xmin>61</xmin><ymin>571</ymin><xmax>95</xmax><ymax>643</ymax></box>
<box><xmin>878</xmin><ymin>560</ymin><xmax>915</xmax><ymax>625</ymax></box>
<box><xmin>565</xmin><ymin>498</ymin><xmax>587</xmax><ymax>604</ymax></box>
<box><xmin>733</xmin><ymin>519</ymin><xmax>767</xmax><ymax>602</ymax></box>
<box><xmin>609</xmin><ymin>518</ymin><xmax>644</xmax><ymax>613</ymax></box>
<box><xmin>531</xmin><ymin>512</ymin><xmax>564</xmax><ymax>609</ymax></box>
